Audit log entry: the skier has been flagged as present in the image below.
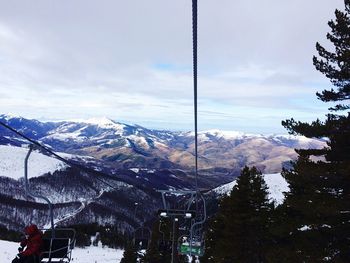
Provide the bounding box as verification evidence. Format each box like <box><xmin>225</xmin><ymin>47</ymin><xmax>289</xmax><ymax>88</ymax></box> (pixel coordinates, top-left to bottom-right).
<box><xmin>12</xmin><ymin>224</ymin><xmax>43</xmax><ymax>263</ymax></box>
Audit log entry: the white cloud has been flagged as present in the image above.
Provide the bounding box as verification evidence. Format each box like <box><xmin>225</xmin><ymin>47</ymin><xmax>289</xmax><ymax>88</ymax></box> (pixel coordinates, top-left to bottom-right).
<box><xmin>0</xmin><ymin>0</ymin><xmax>344</xmax><ymax>132</ymax></box>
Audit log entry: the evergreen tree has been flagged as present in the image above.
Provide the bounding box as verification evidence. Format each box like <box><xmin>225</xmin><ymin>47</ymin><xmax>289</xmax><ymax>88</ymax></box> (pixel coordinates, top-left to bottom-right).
<box><xmin>141</xmin><ymin>219</ymin><xmax>171</xmax><ymax>263</ymax></box>
<box><xmin>203</xmin><ymin>167</ymin><xmax>273</xmax><ymax>263</ymax></box>
<box><xmin>120</xmin><ymin>242</ymin><xmax>138</xmax><ymax>263</ymax></box>
<box><xmin>280</xmin><ymin>1</ymin><xmax>350</xmax><ymax>261</ymax></box>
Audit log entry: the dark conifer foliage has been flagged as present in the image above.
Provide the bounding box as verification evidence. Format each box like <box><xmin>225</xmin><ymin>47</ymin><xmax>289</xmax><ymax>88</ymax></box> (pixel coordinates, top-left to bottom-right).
<box><xmin>141</xmin><ymin>218</ymin><xmax>190</xmax><ymax>263</ymax></box>
<box><xmin>313</xmin><ymin>0</ymin><xmax>350</xmax><ymax>110</ymax></box>
<box><xmin>203</xmin><ymin>167</ymin><xmax>273</xmax><ymax>263</ymax></box>
<box><xmin>0</xmin><ymin>225</ymin><xmax>22</xmax><ymax>242</ymax></box>
<box><xmin>281</xmin><ymin>0</ymin><xmax>350</xmax><ymax>261</ymax></box>
<box><xmin>68</xmin><ymin>223</ymin><xmax>126</xmax><ymax>248</ymax></box>
<box><xmin>120</xmin><ymin>242</ymin><xmax>138</xmax><ymax>263</ymax></box>
<box><xmin>141</xmin><ymin>219</ymin><xmax>172</xmax><ymax>263</ymax></box>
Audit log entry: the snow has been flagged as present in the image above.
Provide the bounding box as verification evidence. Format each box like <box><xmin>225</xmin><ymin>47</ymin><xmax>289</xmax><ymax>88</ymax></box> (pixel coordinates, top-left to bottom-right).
<box><xmin>298</xmin><ymin>225</ymin><xmax>311</xmax><ymax>231</ymax></box>
<box><xmin>1</xmin><ymin>239</ymin><xmax>19</xmax><ymax>262</ymax></box>
<box><xmin>205</xmin><ymin>129</ymin><xmax>259</xmax><ymax>139</ymax></box>
<box><xmin>0</xmin><ymin>113</ymin><xmax>23</xmax><ymax>121</ymax></box>
<box><xmin>213</xmin><ymin>173</ymin><xmax>289</xmax><ymax>205</ymax></box>
<box><xmin>263</xmin><ymin>173</ymin><xmax>290</xmax><ymax>205</ymax></box>
<box><xmin>194</xmin><ymin>129</ymin><xmax>259</xmax><ymax>141</ymax></box>
<box><xmin>0</xmin><ymin>239</ymin><xmax>124</xmax><ymax>263</ymax></box>
<box><xmin>271</xmin><ymin>134</ymin><xmax>316</xmax><ymax>143</ymax></box>
<box><xmin>213</xmin><ymin>181</ymin><xmax>237</xmax><ymax>195</ymax></box>
<box><xmin>71</xmin><ymin>245</ymin><xmax>124</xmax><ymax>262</ymax></box>
<box><xmin>129</xmin><ymin>168</ymin><xmax>156</xmax><ymax>174</ymax></box>
<box><xmin>45</xmin><ymin>131</ymin><xmax>87</xmax><ymax>142</ymax></box>
<box><xmin>183</xmin><ymin>129</ymin><xmax>325</xmax><ymax>149</ymax></box>
<box><xmin>70</xmin><ymin>117</ymin><xmax>126</xmax><ymax>131</ymax></box>
<box><xmin>46</xmin><ymin>125</ymin><xmax>88</xmax><ymax>142</ymax></box>
<box><xmin>0</xmin><ymin>145</ymin><xmax>67</xmax><ymax>180</ymax></box>
<box><xmin>130</xmin><ymin>168</ymin><xmax>140</xmax><ymax>173</ymax></box>
<box><xmin>127</xmin><ymin>135</ymin><xmax>150</xmax><ymax>148</ymax></box>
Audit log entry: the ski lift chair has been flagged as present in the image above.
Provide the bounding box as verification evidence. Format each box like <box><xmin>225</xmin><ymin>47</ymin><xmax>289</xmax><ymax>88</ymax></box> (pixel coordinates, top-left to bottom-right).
<box><xmin>40</xmin><ymin>228</ymin><xmax>76</xmax><ymax>263</ymax></box>
<box><xmin>157</xmin><ymin>220</ymin><xmax>172</xmax><ymax>252</ymax></box>
<box><xmin>178</xmin><ymin>222</ymin><xmax>206</xmax><ymax>256</ymax></box>
<box><xmin>22</xmin><ymin>145</ymin><xmax>76</xmax><ymax>263</ymax></box>
<box><xmin>157</xmin><ymin>190</ymin><xmax>206</xmax><ymax>256</ymax></box>
<box><xmin>133</xmin><ymin>226</ymin><xmax>151</xmax><ymax>250</ymax></box>
<box><xmin>157</xmin><ymin>190</ymin><xmax>197</xmax><ymax>219</ymax></box>
<box><xmin>178</xmin><ymin>234</ymin><xmax>204</xmax><ymax>257</ymax></box>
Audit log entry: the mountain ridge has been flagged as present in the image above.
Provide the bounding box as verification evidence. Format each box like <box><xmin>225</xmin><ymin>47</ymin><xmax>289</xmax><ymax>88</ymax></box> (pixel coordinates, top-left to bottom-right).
<box><xmin>0</xmin><ymin>114</ymin><xmax>326</xmax><ymax>176</ymax></box>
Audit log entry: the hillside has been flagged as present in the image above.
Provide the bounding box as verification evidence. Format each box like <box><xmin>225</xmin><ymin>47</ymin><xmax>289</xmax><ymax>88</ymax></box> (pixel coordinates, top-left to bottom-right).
<box><xmin>0</xmin><ymin>114</ymin><xmax>325</xmax><ymax>233</ymax></box>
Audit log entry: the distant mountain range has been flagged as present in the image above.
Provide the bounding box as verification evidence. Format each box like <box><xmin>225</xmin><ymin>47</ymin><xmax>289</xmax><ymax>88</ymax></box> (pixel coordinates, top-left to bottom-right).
<box><xmin>0</xmin><ymin>114</ymin><xmax>326</xmax><ymax>232</ymax></box>
<box><xmin>0</xmin><ymin>114</ymin><xmax>326</xmax><ymax>176</ymax></box>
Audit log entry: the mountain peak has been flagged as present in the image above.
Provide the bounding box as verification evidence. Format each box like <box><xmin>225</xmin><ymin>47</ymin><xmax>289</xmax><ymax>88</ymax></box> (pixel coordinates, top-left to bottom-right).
<box><xmin>198</xmin><ymin>129</ymin><xmax>261</xmax><ymax>140</ymax></box>
<box><xmin>0</xmin><ymin>113</ymin><xmax>24</xmax><ymax>121</ymax></box>
<box><xmin>70</xmin><ymin>117</ymin><xmax>126</xmax><ymax>130</ymax></box>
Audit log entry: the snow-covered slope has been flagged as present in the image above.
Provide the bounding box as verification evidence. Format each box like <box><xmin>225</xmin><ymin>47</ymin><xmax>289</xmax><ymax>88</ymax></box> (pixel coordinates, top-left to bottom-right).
<box><xmin>1</xmin><ymin>239</ymin><xmax>19</xmax><ymax>262</ymax></box>
<box><xmin>0</xmin><ymin>145</ymin><xmax>67</xmax><ymax>180</ymax></box>
<box><xmin>263</xmin><ymin>173</ymin><xmax>289</xmax><ymax>205</ymax></box>
<box><xmin>213</xmin><ymin>181</ymin><xmax>237</xmax><ymax>196</ymax></box>
<box><xmin>213</xmin><ymin>173</ymin><xmax>289</xmax><ymax>205</ymax></box>
<box><xmin>0</xmin><ymin>239</ymin><xmax>124</xmax><ymax>263</ymax></box>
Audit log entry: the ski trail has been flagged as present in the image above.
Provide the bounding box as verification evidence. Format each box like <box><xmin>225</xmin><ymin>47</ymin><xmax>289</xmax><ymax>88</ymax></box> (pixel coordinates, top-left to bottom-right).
<box><xmin>44</xmin><ymin>190</ymin><xmax>106</xmax><ymax>228</ymax></box>
<box><xmin>53</xmin><ymin>201</ymin><xmax>86</xmax><ymax>226</ymax></box>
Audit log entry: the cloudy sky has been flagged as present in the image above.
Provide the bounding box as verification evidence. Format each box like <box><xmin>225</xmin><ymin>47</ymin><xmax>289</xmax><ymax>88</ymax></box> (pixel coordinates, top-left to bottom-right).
<box><xmin>0</xmin><ymin>0</ymin><xmax>345</xmax><ymax>133</ymax></box>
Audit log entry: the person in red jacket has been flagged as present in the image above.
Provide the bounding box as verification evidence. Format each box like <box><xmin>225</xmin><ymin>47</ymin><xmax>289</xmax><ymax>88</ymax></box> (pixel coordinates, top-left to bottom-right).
<box><xmin>12</xmin><ymin>224</ymin><xmax>43</xmax><ymax>263</ymax></box>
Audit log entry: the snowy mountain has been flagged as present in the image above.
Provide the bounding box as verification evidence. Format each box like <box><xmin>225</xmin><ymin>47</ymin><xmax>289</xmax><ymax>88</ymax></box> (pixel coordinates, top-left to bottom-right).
<box><xmin>0</xmin><ymin>114</ymin><xmax>326</xmax><ymax>177</ymax></box>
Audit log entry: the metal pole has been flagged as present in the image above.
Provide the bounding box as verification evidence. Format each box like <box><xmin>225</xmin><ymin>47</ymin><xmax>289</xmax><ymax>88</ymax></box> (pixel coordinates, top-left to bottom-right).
<box><xmin>25</xmin><ymin>144</ymin><xmax>55</xmax><ymax>238</ymax></box>
<box><xmin>171</xmin><ymin>217</ymin><xmax>179</xmax><ymax>263</ymax></box>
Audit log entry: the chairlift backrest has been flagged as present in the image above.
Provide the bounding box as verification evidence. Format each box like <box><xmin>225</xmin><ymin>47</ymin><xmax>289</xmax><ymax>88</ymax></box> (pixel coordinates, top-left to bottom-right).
<box><xmin>41</xmin><ymin>238</ymin><xmax>70</xmax><ymax>258</ymax></box>
<box><xmin>133</xmin><ymin>226</ymin><xmax>151</xmax><ymax>250</ymax></box>
<box><xmin>40</xmin><ymin>228</ymin><xmax>76</xmax><ymax>263</ymax></box>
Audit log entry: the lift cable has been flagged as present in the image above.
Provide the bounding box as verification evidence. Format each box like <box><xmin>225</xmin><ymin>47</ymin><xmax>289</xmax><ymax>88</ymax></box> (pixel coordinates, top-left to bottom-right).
<box><xmin>192</xmin><ymin>0</ymin><xmax>199</xmax><ymax>192</ymax></box>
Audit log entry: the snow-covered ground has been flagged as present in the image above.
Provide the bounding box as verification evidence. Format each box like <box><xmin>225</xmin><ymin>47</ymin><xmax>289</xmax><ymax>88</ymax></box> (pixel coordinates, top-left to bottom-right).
<box><xmin>213</xmin><ymin>180</ymin><xmax>237</xmax><ymax>195</ymax></box>
<box><xmin>213</xmin><ymin>173</ymin><xmax>289</xmax><ymax>205</ymax></box>
<box><xmin>0</xmin><ymin>239</ymin><xmax>124</xmax><ymax>263</ymax></box>
<box><xmin>0</xmin><ymin>145</ymin><xmax>67</xmax><ymax>180</ymax></box>
<box><xmin>263</xmin><ymin>173</ymin><xmax>289</xmax><ymax>205</ymax></box>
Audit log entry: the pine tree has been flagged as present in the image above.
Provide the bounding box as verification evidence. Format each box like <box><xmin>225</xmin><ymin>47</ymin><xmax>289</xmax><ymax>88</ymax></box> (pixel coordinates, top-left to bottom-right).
<box><xmin>120</xmin><ymin>242</ymin><xmax>138</xmax><ymax>263</ymax></box>
<box><xmin>203</xmin><ymin>167</ymin><xmax>273</xmax><ymax>263</ymax></box>
<box><xmin>141</xmin><ymin>219</ymin><xmax>171</xmax><ymax>263</ymax></box>
<box><xmin>280</xmin><ymin>1</ymin><xmax>350</xmax><ymax>261</ymax></box>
